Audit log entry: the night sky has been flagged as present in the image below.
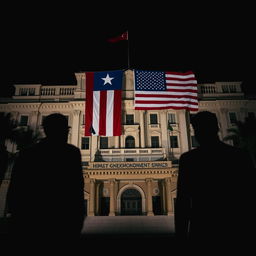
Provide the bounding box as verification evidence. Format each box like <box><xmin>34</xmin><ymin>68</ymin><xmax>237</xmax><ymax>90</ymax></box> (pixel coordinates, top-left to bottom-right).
<box><xmin>1</xmin><ymin>3</ymin><xmax>255</xmax><ymax>97</ymax></box>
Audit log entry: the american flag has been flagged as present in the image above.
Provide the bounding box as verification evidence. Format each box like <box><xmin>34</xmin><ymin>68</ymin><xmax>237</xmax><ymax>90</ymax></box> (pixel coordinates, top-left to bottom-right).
<box><xmin>134</xmin><ymin>70</ymin><xmax>198</xmax><ymax>111</ymax></box>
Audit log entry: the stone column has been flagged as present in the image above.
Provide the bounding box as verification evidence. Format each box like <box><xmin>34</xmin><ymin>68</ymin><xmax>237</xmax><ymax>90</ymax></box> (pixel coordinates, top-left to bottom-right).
<box><xmin>95</xmin><ymin>182</ymin><xmax>100</xmax><ymax>216</ymax></box>
<box><xmin>90</xmin><ymin>136</ymin><xmax>98</xmax><ymax>162</ymax></box>
<box><xmin>139</xmin><ymin>111</ymin><xmax>145</xmax><ymax>148</ymax></box>
<box><xmin>109</xmin><ymin>179</ymin><xmax>116</xmax><ymax>216</ymax></box>
<box><xmin>178</xmin><ymin>110</ymin><xmax>190</xmax><ymax>153</ymax></box>
<box><xmin>146</xmin><ymin>178</ymin><xmax>154</xmax><ymax>216</ymax></box>
<box><xmin>120</xmin><ymin>135</ymin><xmax>124</xmax><ymax>148</ymax></box>
<box><xmin>144</xmin><ymin>111</ymin><xmax>148</xmax><ymax>147</ymax></box>
<box><xmin>114</xmin><ymin>136</ymin><xmax>119</xmax><ymax>148</ymax></box>
<box><xmin>160</xmin><ymin>110</ymin><xmax>169</xmax><ymax>158</ymax></box>
<box><xmin>71</xmin><ymin>110</ymin><xmax>81</xmax><ymax>147</ymax></box>
<box><xmin>30</xmin><ymin>111</ymin><xmax>39</xmax><ymax>130</ymax></box>
<box><xmin>219</xmin><ymin>108</ymin><xmax>228</xmax><ymax>139</ymax></box>
<box><xmin>240</xmin><ymin>107</ymin><xmax>247</xmax><ymax>122</ymax></box>
<box><xmin>88</xmin><ymin>179</ymin><xmax>95</xmax><ymax>216</ymax></box>
<box><xmin>164</xmin><ymin>178</ymin><xmax>173</xmax><ymax>215</ymax></box>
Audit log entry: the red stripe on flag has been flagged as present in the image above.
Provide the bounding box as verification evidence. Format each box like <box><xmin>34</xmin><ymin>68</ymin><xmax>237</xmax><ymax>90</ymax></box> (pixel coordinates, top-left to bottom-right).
<box><xmin>165</xmin><ymin>71</ymin><xmax>195</xmax><ymax>76</ymax></box>
<box><xmin>135</xmin><ymin>100</ymin><xmax>198</xmax><ymax>105</ymax></box>
<box><xmin>135</xmin><ymin>94</ymin><xmax>198</xmax><ymax>99</ymax></box>
<box><xmin>99</xmin><ymin>90</ymin><xmax>107</xmax><ymax>136</ymax></box>
<box><xmin>135</xmin><ymin>106</ymin><xmax>199</xmax><ymax>111</ymax></box>
<box><xmin>113</xmin><ymin>90</ymin><xmax>122</xmax><ymax>136</ymax></box>
<box><xmin>85</xmin><ymin>72</ymin><xmax>94</xmax><ymax>136</ymax></box>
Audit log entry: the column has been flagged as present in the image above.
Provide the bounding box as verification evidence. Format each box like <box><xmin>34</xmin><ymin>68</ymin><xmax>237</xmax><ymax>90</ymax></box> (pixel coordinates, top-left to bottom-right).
<box><xmin>114</xmin><ymin>136</ymin><xmax>119</xmax><ymax>148</ymax></box>
<box><xmin>88</xmin><ymin>179</ymin><xmax>95</xmax><ymax>216</ymax></box>
<box><xmin>139</xmin><ymin>111</ymin><xmax>145</xmax><ymax>148</ymax></box>
<box><xmin>178</xmin><ymin>110</ymin><xmax>190</xmax><ymax>153</ymax></box>
<box><xmin>164</xmin><ymin>178</ymin><xmax>173</xmax><ymax>215</ymax></box>
<box><xmin>146</xmin><ymin>178</ymin><xmax>154</xmax><ymax>216</ymax></box>
<box><xmin>71</xmin><ymin>110</ymin><xmax>81</xmax><ymax>147</ymax></box>
<box><xmin>30</xmin><ymin>111</ymin><xmax>39</xmax><ymax>130</ymax></box>
<box><xmin>95</xmin><ymin>182</ymin><xmax>100</xmax><ymax>216</ymax></box>
<box><xmin>144</xmin><ymin>111</ymin><xmax>148</xmax><ymax>147</ymax></box>
<box><xmin>219</xmin><ymin>108</ymin><xmax>228</xmax><ymax>139</ymax></box>
<box><xmin>74</xmin><ymin>73</ymin><xmax>86</xmax><ymax>99</ymax></box>
<box><xmin>240</xmin><ymin>107</ymin><xmax>247</xmax><ymax>122</ymax></box>
<box><xmin>109</xmin><ymin>179</ymin><xmax>116</xmax><ymax>216</ymax></box>
<box><xmin>160</xmin><ymin>110</ymin><xmax>169</xmax><ymax>159</ymax></box>
<box><xmin>120</xmin><ymin>135</ymin><xmax>124</xmax><ymax>148</ymax></box>
<box><xmin>90</xmin><ymin>136</ymin><xmax>98</xmax><ymax>162</ymax></box>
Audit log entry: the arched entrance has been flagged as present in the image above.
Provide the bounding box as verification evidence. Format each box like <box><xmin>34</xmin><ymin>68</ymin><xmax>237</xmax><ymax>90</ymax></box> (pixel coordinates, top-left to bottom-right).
<box><xmin>121</xmin><ymin>189</ymin><xmax>142</xmax><ymax>215</ymax></box>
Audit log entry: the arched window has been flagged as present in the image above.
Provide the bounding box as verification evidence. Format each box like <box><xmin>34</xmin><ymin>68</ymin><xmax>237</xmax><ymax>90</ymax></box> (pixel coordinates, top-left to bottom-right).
<box><xmin>125</xmin><ymin>136</ymin><xmax>135</xmax><ymax>148</ymax></box>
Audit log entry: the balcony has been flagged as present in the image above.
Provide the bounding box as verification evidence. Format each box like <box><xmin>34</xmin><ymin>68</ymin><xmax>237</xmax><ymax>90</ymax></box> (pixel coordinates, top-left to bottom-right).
<box><xmin>98</xmin><ymin>148</ymin><xmax>166</xmax><ymax>162</ymax></box>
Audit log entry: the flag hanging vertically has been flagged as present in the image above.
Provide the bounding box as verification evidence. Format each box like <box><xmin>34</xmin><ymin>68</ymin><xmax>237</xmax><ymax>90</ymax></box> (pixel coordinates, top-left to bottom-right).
<box><xmin>134</xmin><ymin>70</ymin><xmax>198</xmax><ymax>111</ymax></box>
<box><xmin>107</xmin><ymin>31</ymin><xmax>128</xmax><ymax>43</ymax></box>
<box><xmin>85</xmin><ymin>70</ymin><xmax>123</xmax><ymax>136</ymax></box>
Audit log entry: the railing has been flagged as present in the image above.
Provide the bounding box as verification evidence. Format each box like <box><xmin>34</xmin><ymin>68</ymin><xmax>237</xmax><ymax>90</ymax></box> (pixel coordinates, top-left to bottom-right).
<box><xmin>40</xmin><ymin>86</ymin><xmax>76</xmax><ymax>98</ymax></box>
<box><xmin>99</xmin><ymin>148</ymin><xmax>165</xmax><ymax>156</ymax></box>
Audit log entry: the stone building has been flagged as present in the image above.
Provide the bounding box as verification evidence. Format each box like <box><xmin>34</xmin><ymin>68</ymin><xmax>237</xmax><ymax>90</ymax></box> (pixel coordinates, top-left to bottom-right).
<box><xmin>0</xmin><ymin>69</ymin><xmax>255</xmax><ymax>217</ymax></box>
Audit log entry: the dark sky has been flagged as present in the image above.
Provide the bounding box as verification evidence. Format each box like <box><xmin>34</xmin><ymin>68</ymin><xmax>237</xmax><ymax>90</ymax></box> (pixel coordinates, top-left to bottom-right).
<box><xmin>1</xmin><ymin>3</ymin><xmax>255</xmax><ymax>97</ymax></box>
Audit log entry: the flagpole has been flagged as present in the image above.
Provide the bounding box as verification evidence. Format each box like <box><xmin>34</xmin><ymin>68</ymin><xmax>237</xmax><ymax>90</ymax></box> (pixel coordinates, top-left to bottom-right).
<box><xmin>127</xmin><ymin>31</ymin><xmax>130</xmax><ymax>69</ymax></box>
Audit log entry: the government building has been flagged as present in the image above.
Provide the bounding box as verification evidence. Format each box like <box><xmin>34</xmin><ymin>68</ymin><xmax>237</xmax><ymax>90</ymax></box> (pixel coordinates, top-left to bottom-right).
<box><xmin>0</xmin><ymin>69</ymin><xmax>256</xmax><ymax>217</ymax></box>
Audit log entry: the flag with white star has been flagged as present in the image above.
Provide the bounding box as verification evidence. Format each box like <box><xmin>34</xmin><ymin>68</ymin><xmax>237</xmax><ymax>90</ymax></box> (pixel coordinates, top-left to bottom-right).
<box><xmin>85</xmin><ymin>70</ymin><xmax>123</xmax><ymax>136</ymax></box>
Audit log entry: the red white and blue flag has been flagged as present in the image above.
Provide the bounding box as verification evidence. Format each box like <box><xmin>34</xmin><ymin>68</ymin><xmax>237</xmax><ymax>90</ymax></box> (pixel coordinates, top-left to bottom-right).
<box><xmin>85</xmin><ymin>70</ymin><xmax>123</xmax><ymax>136</ymax></box>
<box><xmin>134</xmin><ymin>70</ymin><xmax>198</xmax><ymax>111</ymax></box>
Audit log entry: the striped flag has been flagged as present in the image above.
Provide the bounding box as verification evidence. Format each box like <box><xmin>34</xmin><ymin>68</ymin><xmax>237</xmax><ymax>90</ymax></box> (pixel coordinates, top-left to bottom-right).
<box><xmin>134</xmin><ymin>70</ymin><xmax>198</xmax><ymax>111</ymax></box>
<box><xmin>85</xmin><ymin>70</ymin><xmax>123</xmax><ymax>136</ymax></box>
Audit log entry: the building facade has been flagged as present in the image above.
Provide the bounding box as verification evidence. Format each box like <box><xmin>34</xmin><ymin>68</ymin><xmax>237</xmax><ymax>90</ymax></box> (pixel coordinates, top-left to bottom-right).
<box><xmin>0</xmin><ymin>69</ymin><xmax>256</xmax><ymax>217</ymax></box>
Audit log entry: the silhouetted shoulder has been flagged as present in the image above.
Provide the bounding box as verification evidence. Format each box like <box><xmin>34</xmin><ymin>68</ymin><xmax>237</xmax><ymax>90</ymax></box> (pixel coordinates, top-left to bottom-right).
<box><xmin>179</xmin><ymin>148</ymin><xmax>201</xmax><ymax>163</ymax></box>
<box><xmin>66</xmin><ymin>143</ymin><xmax>81</xmax><ymax>152</ymax></box>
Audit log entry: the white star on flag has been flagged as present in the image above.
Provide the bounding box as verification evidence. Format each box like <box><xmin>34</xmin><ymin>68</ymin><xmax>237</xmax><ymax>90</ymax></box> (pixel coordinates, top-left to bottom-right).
<box><xmin>101</xmin><ymin>74</ymin><xmax>114</xmax><ymax>85</ymax></box>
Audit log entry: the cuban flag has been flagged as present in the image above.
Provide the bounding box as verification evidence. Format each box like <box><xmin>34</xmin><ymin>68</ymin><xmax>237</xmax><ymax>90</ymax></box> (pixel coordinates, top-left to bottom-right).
<box><xmin>85</xmin><ymin>70</ymin><xmax>123</xmax><ymax>136</ymax></box>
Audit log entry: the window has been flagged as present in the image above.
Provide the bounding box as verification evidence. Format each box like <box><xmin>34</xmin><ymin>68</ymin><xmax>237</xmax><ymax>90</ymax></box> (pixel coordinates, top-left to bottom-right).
<box><xmin>19</xmin><ymin>115</ymin><xmax>28</xmax><ymax>126</ymax></box>
<box><xmin>100</xmin><ymin>137</ymin><xmax>108</xmax><ymax>149</ymax></box>
<box><xmin>126</xmin><ymin>114</ymin><xmax>134</xmax><ymax>125</ymax></box>
<box><xmin>170</xmin><ymin>136</ymin><xmax>179</xmax><ymax>148</ymax></box>
<box><xmin>81</xmin><ymin>137</ymin><xmax>90</xmax><ymax>149</ymax></box>
<box><xmin>151</xmin><ymin>136</ymin><xmax>159</xmax><ymax>148</ymax></box>
<box><xmin>150</xmin><ymin>114</ymin><xmax>158</xmax><ymax>124</ymax></box>
<box><xmin>229</xmin><ymin>112</ymin><xmax>237</xmax><ymax>124</ymax></box>
<box><xmin>125</xmin><ymin>136</ymin><xmax>135</xmax><ymax>148</ymax></box>
<box><xmin>168</xmin><ymin>113</ymin><xmax>176</xmax><ymax>124</ymax></box>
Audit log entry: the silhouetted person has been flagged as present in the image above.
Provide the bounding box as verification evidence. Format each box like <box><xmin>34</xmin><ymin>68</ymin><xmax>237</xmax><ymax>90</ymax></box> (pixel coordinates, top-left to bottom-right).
<box><xmin>175</xmin><ymin>111</ymin><xmax>254</xmax><ymax>251</ymax></box>
<box><xmin>7</xmin><ymin>113</ymin><xmax>85</xmax><ymax>251</ymax></box>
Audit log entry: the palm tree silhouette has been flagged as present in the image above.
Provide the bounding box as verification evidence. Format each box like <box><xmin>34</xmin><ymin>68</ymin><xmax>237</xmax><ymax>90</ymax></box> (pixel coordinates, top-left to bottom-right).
<box><xmin>0</xmin><ymin>113</ymin><xmax>42</xmax><ymax>186</ymax></box>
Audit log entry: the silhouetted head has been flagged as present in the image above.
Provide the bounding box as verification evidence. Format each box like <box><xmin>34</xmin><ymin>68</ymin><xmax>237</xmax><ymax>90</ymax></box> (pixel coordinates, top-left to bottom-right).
<box><xmin>42</xmin><ymin>113</ymin><xmax>70</xmax><ymax>143</ymax></box>
<box><xmin>191</xmin><ymin>111</ymin><xmax>219</xmax><ymax>146</ymax></box>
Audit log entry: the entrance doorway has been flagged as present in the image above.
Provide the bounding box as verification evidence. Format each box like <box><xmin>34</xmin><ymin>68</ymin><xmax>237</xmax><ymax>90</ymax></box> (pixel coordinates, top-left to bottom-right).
<box><xmin>121</xmin><ymin>189</ymin><xmax>142</xmax><ymax>215</ymax></box>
